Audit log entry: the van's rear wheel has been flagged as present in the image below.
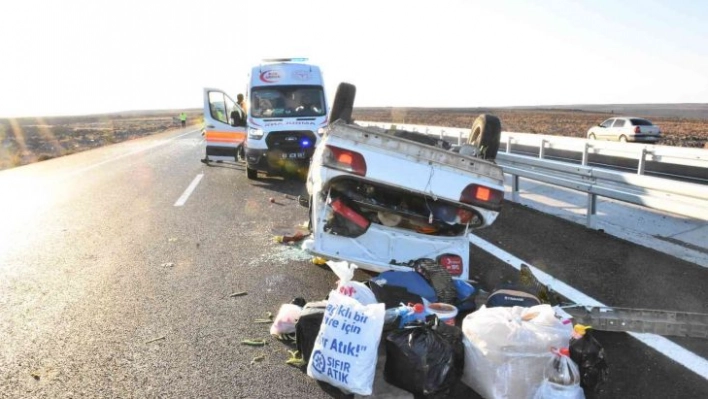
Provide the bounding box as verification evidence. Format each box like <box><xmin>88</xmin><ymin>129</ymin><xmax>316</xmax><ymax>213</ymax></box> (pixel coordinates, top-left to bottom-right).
<box><xmin>468</xmin><ymin>114</ymin><xmax>501</xmax><ymax>160</ymax></box>
<box><xmin>246</xmin><ymin>166</ymin><xmax>258</xmax><ymax>180</ymax></box>
<box><xmin>330</xmin><ymin>82</ymin><xmax>356</xmax><ymax>124</ymax></box>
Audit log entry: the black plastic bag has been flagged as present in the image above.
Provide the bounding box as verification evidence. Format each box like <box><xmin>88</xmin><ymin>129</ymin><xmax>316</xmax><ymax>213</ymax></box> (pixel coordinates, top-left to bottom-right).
<box><xmin>569</xmin><ymin>328</ymin><xmax>609</xmax><ymax>392</ymax></box>
<box><xmin>384</xmin><ymin>318</ymin><xmax>464</xmax><ymax>397</ymax></box>
<box><xmin>295</xmin><ymin>300</ymin><xmax>327</xmax><ymax>364</ymax></box>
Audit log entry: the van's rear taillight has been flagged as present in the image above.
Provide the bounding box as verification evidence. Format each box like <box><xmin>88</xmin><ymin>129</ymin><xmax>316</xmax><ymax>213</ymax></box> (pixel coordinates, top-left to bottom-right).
<box><xmin>634</xmin><ymin>126</ymin><xmax>641</xmax><ymax>134</ymax></box>
<box><xmin>438</xmin><ymin>254</ymin><xmax>463</xmax><ymax>276</ymax></box>
<box><xmin>322</xmin><ymin>145</ymin><xmax>367</xmax><ymax>176</ymax></box>
<box><xmin>460</xmin><ymin>184</ymin><xmax>503</xmax><ymax>208</ymax></box>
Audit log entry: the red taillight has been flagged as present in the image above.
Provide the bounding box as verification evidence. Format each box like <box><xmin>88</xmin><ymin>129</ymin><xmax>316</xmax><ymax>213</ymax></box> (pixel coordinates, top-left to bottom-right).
<box><xmin>460</xmin><ymin>184</ymin><xmax>503</xmax><ymax>207</ymax></box>
<box><xmin>634</xmin><ymin>126</ymin><xmax>640</xmax><ymax>134</ymax></box>
<box><xmin>323</xmin><ymin>145</ymin><xmax>367</xmax><ymax>176</ymax></box>
<box><xmin>438</xmin><ymin>254</ymin><xmax>463</xmax><ymax>276</ymax></box>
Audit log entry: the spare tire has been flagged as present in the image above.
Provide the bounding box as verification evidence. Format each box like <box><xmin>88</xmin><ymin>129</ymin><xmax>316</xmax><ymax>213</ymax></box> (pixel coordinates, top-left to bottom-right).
<box><xmin>329</xmin><ymin>82</ymin><xmax>356</xmax><ymax>124</ymax></box>
<box><xmin>468</xmin><ymin>114</ymin><xmax>502</xmax><ymax>160</ymax></box>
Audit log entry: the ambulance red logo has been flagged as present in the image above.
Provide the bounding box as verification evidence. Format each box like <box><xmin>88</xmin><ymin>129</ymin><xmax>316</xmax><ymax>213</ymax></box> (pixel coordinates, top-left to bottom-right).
<box><xmin>259</xmin><ymin>70</ymin><xmax>282</xmax><ymax>83</ymax></box>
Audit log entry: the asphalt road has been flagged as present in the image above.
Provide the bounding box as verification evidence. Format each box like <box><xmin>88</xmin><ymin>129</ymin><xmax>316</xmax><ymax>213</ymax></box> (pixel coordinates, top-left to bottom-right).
<box><xmin>1</xmin><ymin>127</ymin><xmax>706</xmax><ymax>398</ymax></box>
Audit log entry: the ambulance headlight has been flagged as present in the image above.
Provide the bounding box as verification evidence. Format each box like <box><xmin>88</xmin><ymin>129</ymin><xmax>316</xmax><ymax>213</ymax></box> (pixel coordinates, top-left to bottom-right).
<box><xmin>248</xmin><ymin>127</ymin><xmax>264</xmax><ymax>140</ymax></box>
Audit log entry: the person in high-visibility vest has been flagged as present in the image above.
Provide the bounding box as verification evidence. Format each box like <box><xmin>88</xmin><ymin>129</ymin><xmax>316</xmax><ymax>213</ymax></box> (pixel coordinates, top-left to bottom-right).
<box><xmin>179</xmin><ymin>112</ymin><xmax>187</xmax><ymax>127</ymax></box>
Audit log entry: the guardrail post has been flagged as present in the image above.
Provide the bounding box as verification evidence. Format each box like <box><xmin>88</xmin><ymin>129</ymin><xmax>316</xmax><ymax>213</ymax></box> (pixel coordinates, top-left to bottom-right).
<box><xmin>440</xmin><ymin>129</ymin><xmax>444</xmax><ymax>140</ymax></box>
<box><xmin>582</xmin><ymin>142</ymin><xmax>589</xmax><ymax>166</ymax></box>
<box><xmin>587</xmin><ymin>193</ymin><xmax>597</xmax><ymax>228</ymax></box>
<box><xmin>512</xmin><ymin>174</ymin><xmax>520</xmax><ymax>202</ymax></box>
<box><xmin>506</xmin><ymin>138</ymin><xmax>511</xmax><ymax>153</ymax></box>
<box><xmin>638</xmin><ymin>148</ymin><xmax>647</xmax><ymax>175</ymax></box>
<box><xmin>539</xmin><ymin>140</ymin><xmax>546</xmax><ymax>159</ymax></box>
<box><xmin>458</xmin><ymin>131</ymin><xmax>463</xmax><ymax>146</ymax></box>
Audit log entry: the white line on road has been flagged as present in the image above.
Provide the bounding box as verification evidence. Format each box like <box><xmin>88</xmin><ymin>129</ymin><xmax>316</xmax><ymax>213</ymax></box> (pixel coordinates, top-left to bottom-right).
<box><xmin>469</xmin><ymin>233</ymin><xmax>708</xmax><ymax>382</ymax></box>
<box><xmin>59</xmin><ymin>129</ymin><xmax>199</xmax><ymax>182</ymax></box>
<box><xmin>174</xmin><ymin>174</ymin><xmax>203</xmax><ymax>207</ymax></box>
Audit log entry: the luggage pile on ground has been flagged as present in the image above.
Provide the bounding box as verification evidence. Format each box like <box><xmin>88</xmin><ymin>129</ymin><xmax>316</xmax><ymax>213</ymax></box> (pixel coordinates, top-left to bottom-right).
<box><xmin>269</xmin><ymin>260</ymin><xmax>609</xmax><ymax>398</ymax></box>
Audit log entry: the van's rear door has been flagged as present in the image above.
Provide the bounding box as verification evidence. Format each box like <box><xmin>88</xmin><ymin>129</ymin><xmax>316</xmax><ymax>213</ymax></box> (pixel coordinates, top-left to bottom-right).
<box><xmin>202</xmin><ymin>88</ymin><xmax>246</xmax><ymax>160</ymax></box>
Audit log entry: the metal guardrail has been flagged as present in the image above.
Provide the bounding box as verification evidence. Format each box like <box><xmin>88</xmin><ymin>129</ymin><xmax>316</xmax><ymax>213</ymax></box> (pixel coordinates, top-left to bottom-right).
<box><xmin>358</xmin><ymin>121</ymin><xmax>708</xmax><ymax>172</ymax></box>
<box><xmin>357</xmin><ymin>121</ymin><xmax>708</xmax><ymax>226</ymax></box>
<box><xmin>497</xmin><ymin>152</ymin><xmax>708</xmax><ymax>225</ymax></box>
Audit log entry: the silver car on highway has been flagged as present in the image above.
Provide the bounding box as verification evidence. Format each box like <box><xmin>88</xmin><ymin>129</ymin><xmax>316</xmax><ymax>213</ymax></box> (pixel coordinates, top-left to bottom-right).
<box><xmin>587</xmin><ymin>117</ymin><xmax>662</xmax><ymax>143</ymax></box>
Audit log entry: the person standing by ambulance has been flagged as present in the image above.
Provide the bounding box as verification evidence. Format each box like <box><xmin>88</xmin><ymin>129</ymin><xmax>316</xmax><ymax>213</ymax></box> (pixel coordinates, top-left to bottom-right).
<box><xmin>236</xmin><ymin>93</ymin><xmax>247</xmax><ymax>113</ymax></box>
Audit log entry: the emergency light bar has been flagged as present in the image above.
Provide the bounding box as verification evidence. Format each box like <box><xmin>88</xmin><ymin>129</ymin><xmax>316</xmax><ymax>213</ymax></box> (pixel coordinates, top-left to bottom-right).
<box><xmin>262</xmin><ymin>58</ymin><xmax>308</xmax><ymax>63</ymax></box>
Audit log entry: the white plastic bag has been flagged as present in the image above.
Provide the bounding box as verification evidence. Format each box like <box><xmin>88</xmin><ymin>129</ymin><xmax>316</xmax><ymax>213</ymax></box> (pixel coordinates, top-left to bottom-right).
<box><xmin>326</xmin><ymin>260</ymin><xmax>378</xmax><ymax>305</ymax></box>
<box><xmin>269</xmin><ymin>304</ymin><xmax>303</xmax><ymax>335</ymax></box>
<box><xmin>533</xmin><ymin>348</ymin><xmax>585</xmax><ymax>399</ymax></box>
<box><xmin>461</xmin><ymin>305</ymin><xmax>573</xmax><ymax>399</ymax></box>
<box><xmin>306</xmin><ymin>290</ymin><xmax>385</xmax><ymax>395</ymax></box>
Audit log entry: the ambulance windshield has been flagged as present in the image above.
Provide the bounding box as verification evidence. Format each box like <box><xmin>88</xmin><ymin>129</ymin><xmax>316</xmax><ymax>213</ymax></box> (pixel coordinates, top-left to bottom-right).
<box><xmin>250</xmin><ymin>85</ymin><xmax>326</xmax><ymax>118</ymax></box>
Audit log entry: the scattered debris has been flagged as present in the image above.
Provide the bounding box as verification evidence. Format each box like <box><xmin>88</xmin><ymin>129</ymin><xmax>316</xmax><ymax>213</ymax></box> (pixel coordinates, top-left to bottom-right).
<box><xmin>269</xmin><ymin>197</ymin><xmax>276</xmax><ymax>203</ymax></box>
<box><xmin>229</xmin><ymin>291</ymin><xmax>248</xmax><ymax>298</ymax></box>
<box><xmin>250</xmin><ymin>355</ymin><xmax>265</xmax><ymax>365</ymax></box>
<box><xmin>161</xmin><ymin>262</ymin><xmax>175</xmax><ymax>268</ymax></box>
<box><xmin>253</xmin><ymin>319</ymin><xmax>273</xmax><ymax>324</ymax></box>
<box><xmin>311</xmin><ymin>256</ymin><xmax>328</xmax><ymax>265</ymax></box>
<box><xmin>285</xmin><ymin>350</ymin><xmax>306</xmax><ymax>367</ymax></box>
<box><xmin>275</xmin><ymin>333</ymin><xmax>296</xmax><ymax>343</ymax></box>
<box><xmin>266</xmin><ymin>311</ymin><xmax>273</xmax><ymax>319</ymax></box>
<box><xmin>168</xmin><ymin>237</ymin><xmax>177</xmax><ymax>242</ymax></box>
<box><xmin>274</xmin><ymin>231</ymin><xmax>309</xmax><ymax>244</ymax></box>
<box><xmin>145</xmin><ymin>336</ymin><xmax>166</xmax><ymax>344</ymax></box>
<box><xmin>241</xmin><ymin>339</ymin><xmax>268</xmax><ymax>346</ymax></box>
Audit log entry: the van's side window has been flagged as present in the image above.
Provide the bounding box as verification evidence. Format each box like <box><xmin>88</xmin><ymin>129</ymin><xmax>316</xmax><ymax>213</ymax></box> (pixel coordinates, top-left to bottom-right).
<box><xmin>208</xmin><ymin>91</ymin><xmax>228</xmax><ymax>124</ymax></box>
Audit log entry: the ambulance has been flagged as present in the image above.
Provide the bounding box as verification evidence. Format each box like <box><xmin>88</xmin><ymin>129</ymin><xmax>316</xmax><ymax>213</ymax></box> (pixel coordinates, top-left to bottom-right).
<box><xmin>243</xmin><ymin>58</ymin><xmax>329</xmax><ymax>179</ymax></box>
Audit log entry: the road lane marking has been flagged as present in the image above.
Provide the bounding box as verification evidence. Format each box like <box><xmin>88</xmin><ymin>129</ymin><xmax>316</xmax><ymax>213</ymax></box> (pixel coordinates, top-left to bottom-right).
<box><xmin>59</xmin><ymin>129</ymin><xmax>199</xmax><ymax>181</ymax></box>
<box><xmin>174</xmin><ymin>174</ymin><xmax>203</xmax><ymax>207</ymax></box>
<box><xmin>469</xmin><ymin>233</ymin><xmax>708</xmax><ymax>381</ymax></box>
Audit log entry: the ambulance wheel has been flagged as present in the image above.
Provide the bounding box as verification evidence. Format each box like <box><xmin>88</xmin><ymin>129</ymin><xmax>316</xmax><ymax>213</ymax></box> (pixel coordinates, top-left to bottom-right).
<box><xmin>330</xmin><ymin>82</ymin><xmax>356</xmax><ymax>124</ymax></box>
<box><xmin>246</xmin><ymin>166</ymin><xmax>258</xmax><ymax>180</ymax></box>
<box><xmin>468</xmin><ymin>114</ymin><xmax>501</xmax><ymax>161</ymax></box>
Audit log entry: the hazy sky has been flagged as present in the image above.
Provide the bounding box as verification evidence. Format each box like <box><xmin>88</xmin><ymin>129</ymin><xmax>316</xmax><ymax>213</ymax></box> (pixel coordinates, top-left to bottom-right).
<box><xmin>1</xmin><ymin>0</ymin><xmax>707</xmax><ymax>117</ymax></box>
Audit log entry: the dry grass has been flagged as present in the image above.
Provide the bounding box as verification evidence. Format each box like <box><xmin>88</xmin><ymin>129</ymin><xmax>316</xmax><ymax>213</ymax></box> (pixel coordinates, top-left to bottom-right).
<box><xmin>3</xmin><ymin>106</ymin><xmax>706</xmax><ymax>171</ymax></box>
<box><xmin>353</xmin><ymin>108</ymin><xmax>708</xmax><ymax>148</ymax></box>
<box><xmin>0</xmin><ymin>111</ymin><xmax>202</xmax><ymax>170</ymax></box>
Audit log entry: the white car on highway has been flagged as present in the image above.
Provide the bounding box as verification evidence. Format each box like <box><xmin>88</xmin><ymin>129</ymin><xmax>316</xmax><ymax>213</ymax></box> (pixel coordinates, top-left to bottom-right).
<box><xmin>587</xmin><ymin>117</ymin><xmax>662</xmax><ymax>143</ymax></box>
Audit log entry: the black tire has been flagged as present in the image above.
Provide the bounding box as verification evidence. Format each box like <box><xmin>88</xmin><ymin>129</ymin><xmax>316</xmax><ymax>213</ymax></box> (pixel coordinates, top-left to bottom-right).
<box><xmin>588</xmin><ymin>133</ymin><xmax>596</xmax><ymax>140</ymax></box>
<box><xmin>468</xmin><ymin>114</ymin><xmax>502</xmax><ymax>160</ymax></box>
<box><xmin>619</xmin><ymin>135</ymin><xmax>627</xmax><ymax>143</ymax></box>
<box><xmin>246</xmin><ymin>166</ymin><xmax>258</xmax><ymax>180</ymax></box>
<box><xmin>329</xmin><ymin>82</ymin><xmax>356</xmax><ymax>124</ymax></box>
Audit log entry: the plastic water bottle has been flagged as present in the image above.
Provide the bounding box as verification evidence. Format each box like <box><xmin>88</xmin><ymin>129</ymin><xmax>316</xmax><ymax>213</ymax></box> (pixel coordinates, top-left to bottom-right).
<box><xmin>384</xmin><ymin>303</ymin><xmax>426</xmax><ymax>328</ymax></box>
<box><xmin>545</xmin><ymin>348</ymin><xmax>580</xmax><ymax>386</ymax></box>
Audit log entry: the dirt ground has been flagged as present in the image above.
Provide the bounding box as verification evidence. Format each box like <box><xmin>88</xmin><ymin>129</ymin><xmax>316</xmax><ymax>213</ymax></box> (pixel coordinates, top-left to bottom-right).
<box><xmin>2</xmin><ymin>107</ymin><xmax>706</xmax><ymax>171</ymax></box>
<box><xmin>0</xmin><ymin>110</ymin><xmax>202</xmax><ymax>170</ymax></box>
<box><xmin>353</xmin><ymin>107</ymin><xmax>708</xmax><ymax>148</ymax></box>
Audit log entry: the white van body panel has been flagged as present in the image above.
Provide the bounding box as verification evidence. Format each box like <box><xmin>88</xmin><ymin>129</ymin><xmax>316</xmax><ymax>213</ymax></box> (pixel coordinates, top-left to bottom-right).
<box><xmin>304</xmin><ymin>121</ymin><xmax>505</xmax><ymax>279</ymax></box>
